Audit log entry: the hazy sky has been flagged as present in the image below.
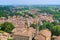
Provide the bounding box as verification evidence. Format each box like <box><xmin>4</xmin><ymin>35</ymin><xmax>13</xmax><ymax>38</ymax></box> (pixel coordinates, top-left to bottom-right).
<box><xmin>0</xmin><ymin>0</ymin><xmax>60</xmax><ymax>5</ymax></box>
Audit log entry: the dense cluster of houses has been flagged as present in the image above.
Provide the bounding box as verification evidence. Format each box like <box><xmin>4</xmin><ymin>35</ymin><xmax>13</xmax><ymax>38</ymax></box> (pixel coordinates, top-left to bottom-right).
<box><xmin>0</xmin><ymin>9</ymin><xmax>57</xmax><ymax>40</ymax></box>
<box><xmin>28</xmin><ymin>9</ymin><xmax>54</xmax><ymax>23</ymax></box>
<box><xmin>0</xmin><ymin>15</ymin><xmax>54</xmax><ymax>40</ymax></box>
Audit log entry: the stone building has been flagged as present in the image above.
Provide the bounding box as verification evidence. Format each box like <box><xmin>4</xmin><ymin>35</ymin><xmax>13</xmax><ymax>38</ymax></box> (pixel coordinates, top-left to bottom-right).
<box><xmin>0</xmin><ymin>32</ymin><xmax>11</xmax><ymax>40</ymax></box>
<box><xmin>35</xmin><ymin>29</ymin><xmax>51</xmax><ymax>40</ymax></box>
<box><xmin>12</xmin><ymin>27</ymin><xmax>36</xmax><ymax>40</ymax></box>
<box><xmin>52</xmin><ymin>36</ymin><xmax>60</xmax><ymax>40</ymax></box>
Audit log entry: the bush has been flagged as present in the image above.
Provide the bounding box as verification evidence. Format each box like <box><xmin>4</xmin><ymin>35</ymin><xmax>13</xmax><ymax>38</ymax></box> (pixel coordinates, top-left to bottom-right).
<box><xmin>7</xmin><ymin>38</ymin><xmax>12</xmax><ymax>40</ymax></box>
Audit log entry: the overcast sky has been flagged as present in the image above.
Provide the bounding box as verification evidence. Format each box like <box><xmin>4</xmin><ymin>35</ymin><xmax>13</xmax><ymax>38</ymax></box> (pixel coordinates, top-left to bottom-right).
<box><xmin>0</xmin><ymin>0</ymin><xmax>60</xmax><ymax>5</ymax></box>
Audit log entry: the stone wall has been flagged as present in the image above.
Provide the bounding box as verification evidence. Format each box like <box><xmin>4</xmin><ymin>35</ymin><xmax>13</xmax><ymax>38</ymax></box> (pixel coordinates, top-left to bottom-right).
<box><xmin>13</xmin><ymin>35</ymin><xmax>29</xmax><ymax>40</ymax></box>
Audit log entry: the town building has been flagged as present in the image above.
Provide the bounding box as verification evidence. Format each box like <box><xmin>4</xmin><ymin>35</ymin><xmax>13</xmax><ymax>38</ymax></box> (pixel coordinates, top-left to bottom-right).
<box><xmin>52</xmin><ymin>36</ymin><xmax>60</xmax><ymax>40</ymax></box>
<box><xmin>12</xmin><ymin>27</ymin><xmax>36</xmax><ymax>40</ymax></box>
<box><xmin>35</xmin><ymin>29</ymin><xmax>51</xmax><ymax>40</ymax></box>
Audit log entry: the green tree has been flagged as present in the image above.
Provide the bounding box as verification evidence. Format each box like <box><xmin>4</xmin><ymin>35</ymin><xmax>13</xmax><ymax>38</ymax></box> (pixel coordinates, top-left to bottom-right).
<box><xmin>30</xmin><ymin>23</ymin><xmax>36</xmax><ymax>29</ymax></box>
<box><xmin>1</xmin><ymin>22</ymin><xmax>14</xmax><ymax>33</ymax></box>
<box><xmin>50</xmin><ymin>25</ymin><xmax>60</xmax><ymax>36</ymax></box>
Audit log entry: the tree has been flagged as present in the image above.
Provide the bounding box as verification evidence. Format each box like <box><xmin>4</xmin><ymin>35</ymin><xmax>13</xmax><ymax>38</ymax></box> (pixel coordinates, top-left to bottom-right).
<box><xmin>50</xmin><ymin>25</ymin><xmax>60</xmax><ymax>36</ymax></box>
<box><xmin>51</xmin><ymin>21</ymin><xmax>58</xmax><ymax>25</ymax></box>
<box><xmin>30</xmin><ymin>23</ymin><xmax>36</xmax><ymax>29</ymax></box>
<box><xmin>0</xmin><ymin>22</ymin><xmax>14</xmax><ymax>33</ymax></box>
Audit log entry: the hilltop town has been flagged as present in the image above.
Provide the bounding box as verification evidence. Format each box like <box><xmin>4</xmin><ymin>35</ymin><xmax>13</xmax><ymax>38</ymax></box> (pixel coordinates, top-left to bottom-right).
<box><xmin>0</xmin><ymin>5</ymin><xmax>60</xmax><ymax>40</ymax></box>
